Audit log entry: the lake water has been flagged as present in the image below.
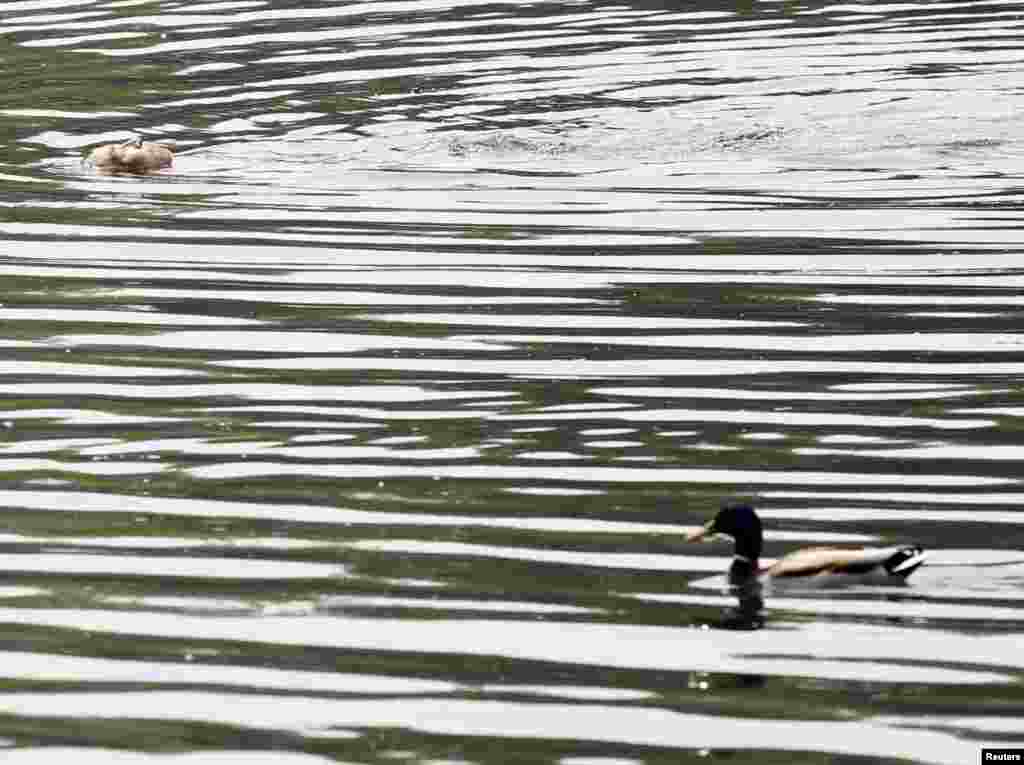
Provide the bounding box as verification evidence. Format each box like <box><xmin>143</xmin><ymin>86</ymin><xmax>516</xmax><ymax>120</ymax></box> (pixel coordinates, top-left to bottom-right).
<box><xmin>2</xmin><ymin>0</ymin><xmax>1024</xmax><ymax>762</ymax></box>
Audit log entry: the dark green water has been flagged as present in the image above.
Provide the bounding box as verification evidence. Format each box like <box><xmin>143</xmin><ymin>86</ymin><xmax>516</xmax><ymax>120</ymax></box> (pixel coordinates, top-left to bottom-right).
<box><xmin>1</xmin><ymin>0</ymin><xmax>1024</xmax><ymax>762</ymax></box>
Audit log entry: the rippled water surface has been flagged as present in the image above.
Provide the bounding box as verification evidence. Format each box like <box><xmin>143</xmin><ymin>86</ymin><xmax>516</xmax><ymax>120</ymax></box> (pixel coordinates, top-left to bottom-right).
<box><xmin>2</xmin><ymin>0</ymin><xmax>1024</xmax><ymax>762</ymax></box>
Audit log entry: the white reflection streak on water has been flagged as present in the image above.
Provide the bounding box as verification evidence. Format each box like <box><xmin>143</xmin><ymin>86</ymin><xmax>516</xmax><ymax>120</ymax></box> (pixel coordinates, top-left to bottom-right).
<box><xmin>185</xmin><ymin>461</ymin><xmax>1013</xmax><ymax>486</ymax></box>
<box><xmin>797</xmin><ymin>443</ymin><xmax>1024</xmax><ymax>460</ymax></box>
<box><xmin>106</xmin><ymin>288</ymin><xmax>605</xmax><ymax>305</ymax></box>
<box><xmin>2</xmin><ymin>554</ymin><xmax>344</xmax><ymax>579</ymax></box>
<box><xmin>0</xmin><ymin>362</ymin><xmax>200</xmax><ymax>376</ymax></box>
<box><xmin>458</xmin><ymin>332</ymin><xmax>1024</xmax><ymax>353</ymax></box>
<box><xmin>0</xmin><ymin>308</ymin><xmax>263</xmax><ymax>325</ymax></box>
<box><xmin>497</xmin><ymin>408</ymin><xmax>993</xmax><ymax>430</ymax></box>
<box><xmin>766</xmin><ymin>491</ymin><xmax>1024</xmax><ymax>505</ymax></box>
<box><xmin>356</xmin><ymin>313</ymin><xmax>806</xmax><ymax>329</ymax></box>
<box><xmin>0</xmin><ymin>650</ymin><xmax>456</xmax><ymax>694</ymax></box>
<box><xmin>216</xmin><ymin>356</ymin><xmax>1024</xmax><ymax>377</ymax></box>
<box><xmin>57</xmin><ymin>330</ymin><xmax>507</xmax><ymax>353</ymax></box>
<box><xmin>5</xmin><ymin>243</ymin><xmax>1024</xmax><ymax>272</ymax></box>
<box><xmin>0</xmin><ymin>409</ymin><xmax>186</xmax><ymax>425</ymax></box>
<box><xmin>593</xmin><ymin>385</ymin><xmax>995</xmax><ymax>402</ymax></box>
<box><xmin>0</xmin><ymin>384</ymin><xmax>514</xmax><ymax>403</ymax></box>
<box><xmin>0</xmin><ymin>459</ymin><xmax>163</xmax><ymax>475</ymax></box>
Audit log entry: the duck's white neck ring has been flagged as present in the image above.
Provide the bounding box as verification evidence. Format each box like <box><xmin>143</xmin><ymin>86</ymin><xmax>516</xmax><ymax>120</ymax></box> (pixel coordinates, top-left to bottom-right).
<box><xmin>733</xmin><ymin>554</ymin><xmax>754</xmax><ymax>564</ymax></box>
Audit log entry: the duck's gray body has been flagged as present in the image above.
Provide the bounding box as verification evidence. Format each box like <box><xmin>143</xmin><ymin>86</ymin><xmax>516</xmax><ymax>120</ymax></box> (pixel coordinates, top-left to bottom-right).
<box><xmin>764</xmin><ymin>544</ymin><xmax>926</xmax><ymax>580</ymax></box>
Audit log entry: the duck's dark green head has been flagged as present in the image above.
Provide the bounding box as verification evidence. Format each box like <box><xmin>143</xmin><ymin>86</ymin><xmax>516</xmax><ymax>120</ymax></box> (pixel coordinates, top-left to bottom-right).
<box><xmin>689</xmin><ymin>502</ymin><xmax>763</xmax><ymax>562</ymax></box>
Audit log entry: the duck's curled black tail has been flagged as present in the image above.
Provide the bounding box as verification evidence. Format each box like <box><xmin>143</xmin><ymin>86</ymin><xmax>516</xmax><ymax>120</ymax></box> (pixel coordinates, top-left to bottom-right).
<box><xmin>883</xmin><ymin>546</ymin><xmax>927</xmax><ymax>578</ymax></box>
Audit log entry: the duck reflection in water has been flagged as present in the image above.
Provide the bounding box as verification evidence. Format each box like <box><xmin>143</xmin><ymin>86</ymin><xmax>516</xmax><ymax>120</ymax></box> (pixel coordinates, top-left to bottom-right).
<box><xmin>715</xmin><ymin>579</ymin><xmax>765</xmax><ymax>631</ymax></box>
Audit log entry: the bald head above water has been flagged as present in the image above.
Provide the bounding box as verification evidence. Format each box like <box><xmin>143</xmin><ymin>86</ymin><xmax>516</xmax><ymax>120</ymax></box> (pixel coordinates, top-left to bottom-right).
<box><xmin>87</xmin><ymin>138</ymin><xmax>174</xmax><ymax>174</ymax></box>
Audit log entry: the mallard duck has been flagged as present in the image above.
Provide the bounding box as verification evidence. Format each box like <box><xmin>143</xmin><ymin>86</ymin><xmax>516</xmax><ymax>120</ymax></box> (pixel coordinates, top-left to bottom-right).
<box><xmin>687</xmin><ymin>503</ymin><xmax>926</xmax><ymax>585</ymax></box>
<box><xmin>86</xmin><ymin>137</ymin><xmax>174</xmax><ymax>174</ymax></box>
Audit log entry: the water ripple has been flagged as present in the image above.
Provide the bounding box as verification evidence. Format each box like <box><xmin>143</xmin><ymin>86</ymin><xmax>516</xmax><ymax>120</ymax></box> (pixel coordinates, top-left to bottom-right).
<box><xmin>3</xmin><ymin>0</ymin><xmax>1024</xmax><ymax>760</ymax></box>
